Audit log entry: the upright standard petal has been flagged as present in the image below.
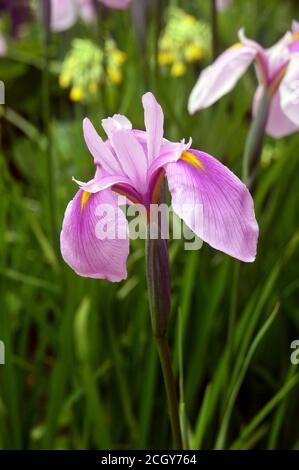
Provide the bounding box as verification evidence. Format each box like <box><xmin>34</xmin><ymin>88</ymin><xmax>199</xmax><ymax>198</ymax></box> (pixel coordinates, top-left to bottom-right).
<box><xmin>165</xmin><ymin>150</ymin><xmax>258</xmax><ymax>262</ymax></box>
<box><xmin>265</xmin><ymin>32</ymin><xmax>292</xmax><ymax>80</ymax></box>
<box><xmin>253</xmin><ymin>86</ymin><xmax>298</xmax><ymax>138</ymax></box>
<box><xmin>83</xmin><ymin>118</ymin><xmax>122</xmax><ymax>174</ymax></box>
<box><xmin>280</xmin><ymin>57</ymin><xmax>299</xmax><ymax>127</ymax></box>
<box><xmin>60</xmin><ymin>188</ymin><xmax>129</xmax><ymax>281</ymax></box>
<box><xmin>142</xmin><ymin>92</ymin><xmax>164</xmax><ymax>164</ymax></box>
<box><xmin>188</xmin><ymin>43</ymin><xmax>257</xmax><ymax>113</ymax></box>
<box><xmin>102</xmin><ymin>114</ymin><xmax>132</xmax><ymax>139</ymax></box>
<box><xmin>50</xmin><ymin>0</ymin><xmax>77</xmax><ymax>32</ymax></box>
<box><xmin>110</xmin><ymin>129</ymin><xmax>148</xmax><ymax>193</ymax></box>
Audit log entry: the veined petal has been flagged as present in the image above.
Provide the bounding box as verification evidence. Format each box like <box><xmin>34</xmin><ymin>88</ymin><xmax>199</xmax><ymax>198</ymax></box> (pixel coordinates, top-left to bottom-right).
<box><xmin>83</xmin><ymin>118</ymin><xmax>122</xmax><ymax>174</ymax></box>
<box><xmin>289</xmin><ymin>20</ymin><xmax>299</xmax><ymax>53</ymax></box>
<box><xmin>188</xmin><ymin>41</ymin><xmax>257</xmax><ymax>113</ymax></box>
<box><xmin>265</xmin><ymin>32</ymin><xmax>292</xmax><ymax>79</ymax></box>
<box><xmin>253</xmin><ymin>85</ymin><xmax>298</xmax><ymax>138</ymax></box>
<box><xmin>147</xmin><ymin>139</ymin><xmax>192</xmax><ymax>202</ymax></box>
<box><xmin>280</xmin><ymin>56</ymin><xmax>299</xmax><ymax>126</ymax></box>
<box><xmin>110</xmin><ymin>129</ymin><xmax>148</xmax><ymax>193</ymax></box>
<box><xmin>142</xmin><ymin>92</ymin><xmax>164</xmax><ymax>164</ymax></box>
<box><xmin>60</xmin><ymin>189</ymin><xmax>129</xmax><ymax>281</ymax></box>
<box><xmin>165</xmin><ymin>150</ymin><xmax>258</xmax><ymax>262</ymax></box>
<box><xmin>148</xmin><ymin>139</ymin><xmax>192</xmax><ymax>178</ymax></box>
<box><xmin>50</xmin><ymin>0</ymin><xmax>77</xmax><ymax>32</ymax></box>
<box><xmin>102</xmin><ymin>114</ymin><xmax>132</xmax><ymax>139</ymax></box>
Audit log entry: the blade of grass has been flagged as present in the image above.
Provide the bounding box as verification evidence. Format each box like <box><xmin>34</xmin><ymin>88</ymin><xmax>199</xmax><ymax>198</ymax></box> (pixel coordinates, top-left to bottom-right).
<box><xmin>215</xmin><ymin>302</ymin><xmax>280</xmax><ymax>449</ymax></box>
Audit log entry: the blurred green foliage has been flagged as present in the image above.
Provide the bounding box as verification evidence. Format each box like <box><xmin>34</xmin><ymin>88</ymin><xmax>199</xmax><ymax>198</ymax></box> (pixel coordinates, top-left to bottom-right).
<box><xmin>0</xmin><ymin>0</ymin><xmax>299</xmax><ymax>450</ymax></box>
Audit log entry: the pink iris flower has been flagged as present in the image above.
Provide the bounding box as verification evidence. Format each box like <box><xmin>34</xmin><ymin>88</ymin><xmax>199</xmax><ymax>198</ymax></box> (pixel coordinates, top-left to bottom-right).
<box><xmin>60</xmin><ymin>93</ymin><xmax>258</xmax><ymax>281</ymax></box>
<box><xmin>188</xmin><ymin>21</ymin><xmax>299</xmax><ymax>138</ymax></box>
<box><xmin>50</xmin><ymin>0</ymin><xmax>131</xmax><ymax>32</ymax></box>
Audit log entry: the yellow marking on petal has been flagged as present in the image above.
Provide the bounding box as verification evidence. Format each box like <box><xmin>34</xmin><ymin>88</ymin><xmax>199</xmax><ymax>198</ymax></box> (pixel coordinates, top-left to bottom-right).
<box><xmin>292</xmin><ymin>32</ymin><xmax>299</xmax><ymax>42</ymax></box>
<box><xmin>230</xmin><ymin>41</ymin><xmax>243</xmax><ymax>50</ymax></box>
<box><xmin>181</xmin><ymin>151</ymin><xmax>205</xmax><ymax>171</ymax></box>
<box><xmin>81</xmin><ymin>191</ymin><xmax>91</xmax><ymax>212</ymax></box>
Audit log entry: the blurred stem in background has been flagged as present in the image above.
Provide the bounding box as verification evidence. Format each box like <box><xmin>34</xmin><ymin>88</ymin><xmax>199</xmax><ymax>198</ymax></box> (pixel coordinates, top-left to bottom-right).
<box><xmin>132</xmin><ymin>0</ymin><xmax>150</xmax><ymax>90</ymax></box>
<box><xmin>210</xmin><ymin>0</ymin><xmax>219</xmax><ymax>60</ymax></box>
<box><xmin>242</xmin><ymin>86</ymin><xmax>271</xmax><ymax>189</ymax></box>
<box><xmin>94</xmin><ymin>0</ymin><xmax>108</xmax><ymax>115</ymax></box>
<box><xmin>40</xmin><ymin>0</ymin><xmax>57</xmax><ymax>251</ymax></box>
<box><xmin>153</xmin><ymin>0</ymin><xmax>161</xmax><ymax>84</ymax></box>
<box><xmin>146</xmin><ymin>217</ymin><xmax>183</xmax><ymax>450</ymax></box>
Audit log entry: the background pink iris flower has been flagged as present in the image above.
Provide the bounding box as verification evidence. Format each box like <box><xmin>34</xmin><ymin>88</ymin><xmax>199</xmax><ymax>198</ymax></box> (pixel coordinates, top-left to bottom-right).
<box><xmin>216</xmin><ymin>0</ymin><xmax>233</xmax><ymax>12</ymax></box>
<box><xmin>188</xmin><ymin>21</ymin><xmax>299</xmax><ymax>138</ymax></box>
<box><xmin>60</xmin><ymin>93</ymin><xmax>258</xmax><ymax>281</ymax></box>
<box><xmin>50</xmin><ymin>0</ymin><xmax>131</xmax><ymax>32</ymax></box>
<box><xmin>0</xmin><ymin>33</ymin><xmax>7</xmax><ymax>57</ymax></box>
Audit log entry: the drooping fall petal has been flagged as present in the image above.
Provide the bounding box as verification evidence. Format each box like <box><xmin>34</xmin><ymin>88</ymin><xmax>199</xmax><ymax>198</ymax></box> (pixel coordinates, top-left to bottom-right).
<box><xmin>253</xmin><ymin>86</ymin><xmax>298</xmax><ymax>138</ymax></box>
<box><xmin>165</xmin><ymin>150</ymin><xmax>258</xmax><ymax>262</ymax></box>
<box><xmin>280</xmin><ymin>56</ymin><xmax>299</xmax><ymax>127</ymax></box>
<box><xmin>61</xmin><ymin>188</ymin><xmax>129</xmax><ymax>281</ymax></box>
<box><xmin>188</xmin><ymin>43</ymin><xmax>257</xmax><ymax>113</ymax></box>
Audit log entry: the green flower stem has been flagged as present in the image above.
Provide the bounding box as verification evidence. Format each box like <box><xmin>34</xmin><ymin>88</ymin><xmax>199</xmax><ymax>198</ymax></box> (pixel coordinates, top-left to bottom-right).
<box><xmin>155</xmin><ymin>335</ymin><xmax>183</xmax><ymax>450</ymax></box>
<box><xmin>146</xmin><ymin>226</ymin><xmax>183</xmax><ymax>450</ymax></box>
<box><xmin>242</xmin><ymin>86</ymin><xmax>271</xmax><ymax>188</ymax></box>
<box><xmin>95</xmin><ymin>2</ymin><xmax>108</xmax><ymax>116</ymax></box>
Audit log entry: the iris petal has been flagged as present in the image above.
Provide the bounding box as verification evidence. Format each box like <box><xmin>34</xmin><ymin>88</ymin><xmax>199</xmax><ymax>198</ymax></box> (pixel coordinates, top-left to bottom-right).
<box><xmin>253</xmin><ymin>85</ymin><xmax>298</xmax><ymax>138</ymax></box>
<box><xmin>165</xmin><ymin>150</ymin><xmax>258</xmax><ymax>262</ymax></box>
<box><xmin>188</xmin><ymin>41</ymin><xmax>257</xmax><ymax>113</ymax></box>
<box><xmin>61</xmin><ymin>189</ymin><xmax>129</xmax><ymax>281</ymax></box>
<box><xmin>83</xmin><ymin>118</ymin><xmax>122</xmax><ymax>174</ymax></box>
<box><xmin>142</xmin><ymin>92</ymin><xmax>164</xmax><ymax>164</ymax></box>
<box><xmin>280</xmin><ymin>57</ymin><xmax>299</xmax><ymax>127</ymax></box>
